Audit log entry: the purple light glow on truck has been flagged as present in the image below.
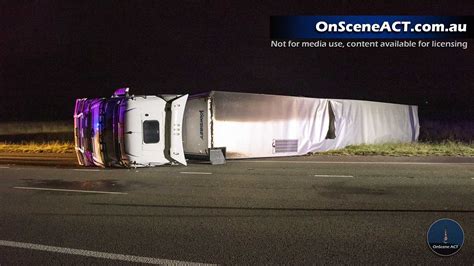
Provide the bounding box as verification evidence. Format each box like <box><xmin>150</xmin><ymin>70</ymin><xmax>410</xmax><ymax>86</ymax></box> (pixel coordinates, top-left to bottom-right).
<box><xmin>74</xmin><ymin>98</ymin><xmax>104</xmax><ymax>166</ymax></box>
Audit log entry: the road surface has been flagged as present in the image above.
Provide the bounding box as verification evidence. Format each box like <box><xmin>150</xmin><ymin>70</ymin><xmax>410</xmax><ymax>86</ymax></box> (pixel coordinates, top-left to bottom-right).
<box><xmin>0</xmin><ymin>153</ymin><xmax>473</xmax><ymax>264</ymax></box>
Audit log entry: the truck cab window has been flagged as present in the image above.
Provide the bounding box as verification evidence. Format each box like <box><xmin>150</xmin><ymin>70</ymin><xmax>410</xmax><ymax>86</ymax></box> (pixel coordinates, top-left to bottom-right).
<box><xmin>143</xmin><ymin>120</ymin><xmax>160</xmax><ymax>143</ymax></box>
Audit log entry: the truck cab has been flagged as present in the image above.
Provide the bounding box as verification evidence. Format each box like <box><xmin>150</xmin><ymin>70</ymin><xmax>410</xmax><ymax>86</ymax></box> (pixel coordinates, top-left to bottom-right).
<box><xmin>74</xmin><ymin>88</ymin><xmax>188</xmax><ymax>167</ymax></box>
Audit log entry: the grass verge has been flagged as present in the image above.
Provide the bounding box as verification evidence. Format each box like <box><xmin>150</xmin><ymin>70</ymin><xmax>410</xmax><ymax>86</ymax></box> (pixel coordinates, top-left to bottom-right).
<box><xmin>0</xmin><ymin>141</ymin><xmax>473</xmax><ymax>156</ymax></box>
<box><xmin>0</xmin><ymin>141</ymin><xmax>75</xmax><ymax>153</ymax></box>
<box><xmin>313</xmin><ymin>141</ymin><xmax>474</xmax><ymax>157</ymax></box>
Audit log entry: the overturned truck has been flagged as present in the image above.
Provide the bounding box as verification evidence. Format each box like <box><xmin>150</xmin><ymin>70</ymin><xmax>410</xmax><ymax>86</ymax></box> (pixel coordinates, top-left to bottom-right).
<box><xmin>74</xmin><ymin>89</ymin><xmax>419</xmax><ymax>167</ymax></box>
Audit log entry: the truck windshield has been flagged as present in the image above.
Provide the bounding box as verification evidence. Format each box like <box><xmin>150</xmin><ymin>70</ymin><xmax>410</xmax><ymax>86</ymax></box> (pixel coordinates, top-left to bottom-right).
<box><xmin>102</xmin><ymin>99</ymin><xmax>122</xmax><ymax>166</ymax></box>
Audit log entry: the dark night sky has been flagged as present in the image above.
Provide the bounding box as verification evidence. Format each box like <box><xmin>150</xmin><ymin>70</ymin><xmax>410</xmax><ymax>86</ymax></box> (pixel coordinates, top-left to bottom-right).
<box><xmin>0</xmin><ymin>0</ymin><xmax>473</xmax><ymax>122</ymax></box>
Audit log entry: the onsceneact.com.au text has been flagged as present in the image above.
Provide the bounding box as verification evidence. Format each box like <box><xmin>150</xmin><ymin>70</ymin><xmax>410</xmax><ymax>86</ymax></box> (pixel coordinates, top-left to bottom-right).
<box><xmin>315</xmin><ymin>21</ymin><xmax>467</xmax><ymax>33</ymax></box>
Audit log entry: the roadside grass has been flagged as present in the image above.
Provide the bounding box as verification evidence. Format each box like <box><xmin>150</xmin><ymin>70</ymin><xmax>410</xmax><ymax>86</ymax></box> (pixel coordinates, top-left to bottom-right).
<box><xmin>313</xmin><ymin>141</ymin><xmax>474</xmax><ymax>157</ymax></box>
<box><xmin>0</xmin><ymin>141</ymin><xmax>75</xmax><ymax>153</ymax></box>
<box><xmin>0</xmin><ymin>140</ymin><xmax>473</xmax><ymax>157</ymax></box>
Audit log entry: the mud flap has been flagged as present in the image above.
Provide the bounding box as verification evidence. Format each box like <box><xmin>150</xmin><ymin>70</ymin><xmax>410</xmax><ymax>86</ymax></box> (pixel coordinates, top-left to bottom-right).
<box><xmin>170</xmin><ymin>94</ymin><xmax>188</xmax><ymax>165</ymax></box>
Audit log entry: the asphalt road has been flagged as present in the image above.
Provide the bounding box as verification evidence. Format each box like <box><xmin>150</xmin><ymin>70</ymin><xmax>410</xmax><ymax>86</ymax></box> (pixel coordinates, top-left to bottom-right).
<box><xmin>0</xmin><ymin>153</ymin><xmax>473</xmax><ymax>264</ymax></box>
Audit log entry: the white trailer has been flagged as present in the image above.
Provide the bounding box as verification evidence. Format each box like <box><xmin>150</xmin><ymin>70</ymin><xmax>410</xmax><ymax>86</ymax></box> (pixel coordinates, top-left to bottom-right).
<box><xmin>183</xmin><ymin>91</ymin><xmax>419</xmax><ymax>159</ymax></box>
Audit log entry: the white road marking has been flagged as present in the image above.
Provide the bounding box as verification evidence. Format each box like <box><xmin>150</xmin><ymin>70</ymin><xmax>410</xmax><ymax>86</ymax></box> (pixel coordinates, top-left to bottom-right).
<box><xmin>0</xmin><ymin>239</ymin><xmax>214</xmax><ymax>265</ymax></box>
<box><xmin>180</xmin><ymin>172</ymin><xmax>213</xmax><ymax>175</ymax></box>
<box><xmin>0</xmin><ymin>166</ymin><xmax>10</xmax><ymax>168</ymax></box>
<box><xmin>233</xmin><ymin>160</ymin><xmax>474</xmax><ymax>166</ymax></box>
<box><xmin>314</xmin><ymin>174</ymin><xmax>354</xmax><ymax>178</ymax></box>
<box><xmin>13</xmin><ymin>187</ymin><xmax>127</xmax><ymax>195</ymax></box>
<box><xmin>73</xmin><ymin>169</ymin><xmax>101</xmax><ymax>172</ymax></box>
